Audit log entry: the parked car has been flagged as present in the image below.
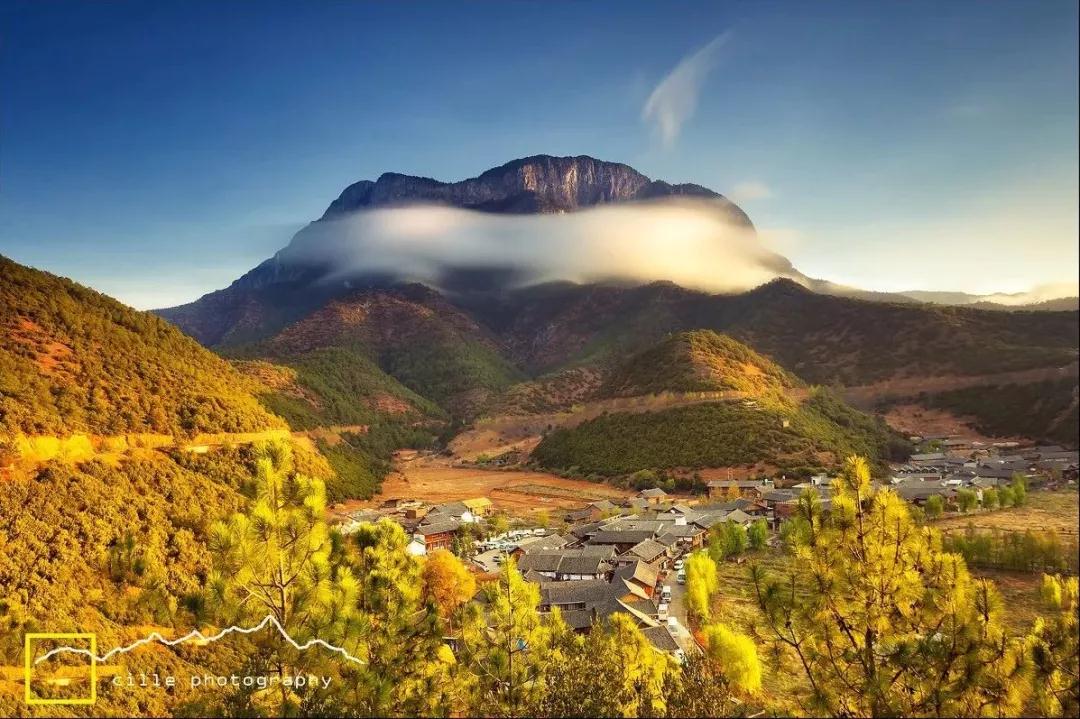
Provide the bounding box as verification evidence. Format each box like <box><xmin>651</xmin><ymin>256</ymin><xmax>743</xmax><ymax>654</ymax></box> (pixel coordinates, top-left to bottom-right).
<box><xmin>673</xmin><ymin>558</ymin><xmax>685</xmax><ymax>571</ymax></box>
<box><xmin>657</xmin><ymin>602</ymin><xmax>669</xmax><ymax>620</ymax></box>
<box><xmin>660</xmin><ymin>585</ymin><xmax>672</xmax><ymax>602</ymax></box>
<box><xmin>676</xmin><ymin>569</ymin><xmax>686</xmax><ymax>584</ymax></box>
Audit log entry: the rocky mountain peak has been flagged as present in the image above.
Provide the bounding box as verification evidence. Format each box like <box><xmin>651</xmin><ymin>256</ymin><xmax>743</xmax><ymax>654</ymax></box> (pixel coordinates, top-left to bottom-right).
<box><xmin>320</xmin><ymin>154</ymin><xmax>753</xmax><ymax>227</ymax></box>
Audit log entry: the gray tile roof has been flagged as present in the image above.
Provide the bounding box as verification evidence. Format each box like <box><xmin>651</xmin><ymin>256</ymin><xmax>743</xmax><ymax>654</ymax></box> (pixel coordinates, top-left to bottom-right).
<box><xmin>539</xmin><ymin>579</ymin><xmax>618</xmax><ymax>606</ymax></box>
<box><xmin>429</xmin><ymin>501</ymin><xmax>471</xmax><ymax>517</ymax></box>
<box><xmin>692</xmin><ymin>512</ymin><xmax>728</xmax><ymax>530</ymax></box>
<box><xmin>724</xmin><ymin>509</ymin><xmax>755</xmax><ymax>525</ymax></box>
<box><xmin>707</xmin><ymin>480</ymin><xmax>765</xmax><ymax>489</ymax></box>
<box><xmin>695</xmin><ymin>498</ymin><xmax>756</xmax><ymax>512</ymax></box>
<box><xmin>660</xmin><ymin>524</ymin><xmax>704</xmax><ymax>538</ymax></box>
<box><xmin>895</xmin><ymin>484</ymin><xmax>956</xmax><ymax>500</ymax></box>
<box><xmin>415</xmin><ymin>519</ymin><xmax>460</xmax><ymax>535</ymax></box>
<box><xmin>627</xmin><ymin>539</ymin><xmax>668</xmax><ymax>562</ymax></box>
<box><xmin>515</xmin><ymin>534</ymin><xmax>572</xmax><ymax>553</ymax></box>
<box><xmin>518</xmin><ymin>547</ymin><xmax>615</xmax><ymax>576</ymax></box>
<box><xmin>588</xmin><ymin>530</ymin><xmax>659</xmax><ymax>546</ymax></box>
<box><xmin>603</xmin><ymin>518</ymin><xmax>667</xmax><ymax>533</ymax></box>
<box><xmin>614</xmin><ymin>560</ymin><xmax>659</xmax><ymax>589</ymax></box>
<box><xmin>560</xmin><ymin>597</ymin><xmax>658</xmax><ymax>630</ymax></box>
<box><xmin>762</xmin><ymin>490</ymin><xmax>798</xmax><ymax>503</ymax></box>
<box><xmin>569</xmin><ymin>520</ymin><xmax>608</xmax><ymax>538</ymax></box>
<box><xmin>641</xmin><ymin>625</ymin><xmax>681</xmax><ymax>653</ymax></box>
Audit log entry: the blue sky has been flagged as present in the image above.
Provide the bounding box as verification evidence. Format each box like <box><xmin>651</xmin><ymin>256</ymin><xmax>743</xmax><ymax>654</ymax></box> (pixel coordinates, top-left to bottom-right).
<box><xmin>1</xmin><ymin>0</ymin><xmax>1077</xmax><ymax>308</ymax></box>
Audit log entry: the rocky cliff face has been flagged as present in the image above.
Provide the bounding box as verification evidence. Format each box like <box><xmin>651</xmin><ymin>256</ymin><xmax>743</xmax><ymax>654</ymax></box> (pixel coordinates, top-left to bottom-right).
<box><xmin>321</xmin><ymin>154</ymin><xmax>753</xmax><ymax>227</ymax></box>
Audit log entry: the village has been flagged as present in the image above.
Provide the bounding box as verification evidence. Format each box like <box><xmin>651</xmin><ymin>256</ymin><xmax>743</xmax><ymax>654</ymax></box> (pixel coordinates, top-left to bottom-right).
<box><xmin>321</xmin><ymin>431</ymin><xmax>1079</xmax><ymax>663</ymax></box>
<box><xmin>888</xmin><ymin>439</ymin><xmax>1078</xmax><ymax>507</ymax></box>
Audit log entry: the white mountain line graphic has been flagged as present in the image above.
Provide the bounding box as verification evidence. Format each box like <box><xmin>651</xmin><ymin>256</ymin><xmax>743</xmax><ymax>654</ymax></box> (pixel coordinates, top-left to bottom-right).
<box><xmin>32</xmin><ymin>615</ymin><xmax>365</xmax><ymax>666</ymax></box>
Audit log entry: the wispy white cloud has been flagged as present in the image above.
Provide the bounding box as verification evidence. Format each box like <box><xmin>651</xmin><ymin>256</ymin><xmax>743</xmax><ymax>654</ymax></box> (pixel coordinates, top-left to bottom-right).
<box><xmin>642</xmin><ymin>33</ymin><xmax>730</xmax><ymax>148</ymax></box>
<box><xmin>731</xmin><ymin>180</ymin><xmax>773</xmax><ymax>203</ymax></box>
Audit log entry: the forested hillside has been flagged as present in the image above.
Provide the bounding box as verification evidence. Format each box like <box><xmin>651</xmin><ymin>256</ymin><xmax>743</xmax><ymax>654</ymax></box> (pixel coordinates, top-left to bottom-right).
<box><xmin>532</xmin><ymin>388</ymin><xmax>907</xmax><ymax>476</ymax></box>
<box><xmin>531</xmin><ymin>333</ymin><xmax>907</xmax><ymax>476</ymax></box>
<box><xmin>238</xmin><ymin>284</ymin><xmax>524</xmax><ymax>420</ymax></box>
<box><xmin>218</xmin><ymin>285</ymin><xmax>530</xmax><ymax>498</ymax></box>
<box><xmin>0</xmin><ymin>258</ymin><xmax>375</xmax><ymax>714</ymax></box>
<box><xmin>472</xmin><ymin>279</ymin><xmax>1079</xmax><ymax>384</ymax></box>
<box><xmin>599</xmin><ymin>329</ymin><xmax>800</xmax><ymax>398</ymax></box>
<box><xmin>921</xmin><ymin>377</ymin><xmax>1080</xmax><ymax>447</ymax></box>
<box><xmin>0</xmin><ymin>255</ymin><xmax>283</xmax><ymax>438</ymax></box>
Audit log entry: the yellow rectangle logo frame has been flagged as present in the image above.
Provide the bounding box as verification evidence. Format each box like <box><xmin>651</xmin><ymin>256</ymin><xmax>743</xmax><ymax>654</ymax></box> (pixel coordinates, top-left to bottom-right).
<box><xmin>24</xmin><ymin>632</ymin><xmax>97</xmax><ymax>706</ymax></box>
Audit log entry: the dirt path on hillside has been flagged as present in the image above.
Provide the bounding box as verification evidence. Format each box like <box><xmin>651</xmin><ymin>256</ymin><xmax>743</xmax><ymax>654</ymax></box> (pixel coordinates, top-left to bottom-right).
<box><xmin>838</xmin><ymin>362</ymin><xmax>1079</xmax><ymax>409</ymax></box>
<box><xmin>3</xmin><ymin>425</ymin><xmax>370</xmax><ymax>469</ymax></box>
<box><xmin>452</xmin><ymin>390</ymin><xmax>752</xmax><ymax>459</ymax></box>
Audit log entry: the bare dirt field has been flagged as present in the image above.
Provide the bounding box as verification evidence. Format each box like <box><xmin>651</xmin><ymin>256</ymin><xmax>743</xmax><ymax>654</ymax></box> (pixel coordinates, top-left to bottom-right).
<box><xmin>880</xmin><ymin>403</ymin><xmax>1021</xmax><ymax>442</ymax></box>
<box><xmin>343</xmin><ymin>456</ymin><xmax>634</xmax><ymax>517</ymax></box>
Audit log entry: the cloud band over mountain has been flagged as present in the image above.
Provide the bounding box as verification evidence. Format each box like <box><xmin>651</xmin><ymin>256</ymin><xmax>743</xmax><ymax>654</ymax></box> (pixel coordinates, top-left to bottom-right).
<box><xmin>279</xmin><ymin>199</ymin><xmax>801</xmax><ymax>294</ymax></box>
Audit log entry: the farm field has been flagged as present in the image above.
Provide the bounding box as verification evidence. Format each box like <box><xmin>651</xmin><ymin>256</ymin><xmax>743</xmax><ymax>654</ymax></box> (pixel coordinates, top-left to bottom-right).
<box><xmin>343</xmin><ymin>456</ymin><xmax>634</xmax><ymax>517</ymax></box>
<box><xmin>933</xmin><ymin>490</ymin><xmax>1079</xmax><ymax>539</ymax></box>
<box><xmin>973</xmin><ymin>570</ymin><xmax>1047</xmax><ymax>636</ymax></box>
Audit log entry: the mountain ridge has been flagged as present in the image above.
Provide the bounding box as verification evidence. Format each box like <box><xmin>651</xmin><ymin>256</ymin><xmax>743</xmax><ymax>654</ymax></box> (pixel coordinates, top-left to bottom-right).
<box><xmin>157</xmin><ymin>154</ymin><xmax>1077</xmax><ymax>350</ymax></box>
<box><xmin>0</xmin><ymin>254</ymin><xmax>285</xmax><ymax>439</ymax></box>
<box><xmin>320</xmin><ymin>154</ymin><xmax>754</xmax><ymax>226</ymax></box>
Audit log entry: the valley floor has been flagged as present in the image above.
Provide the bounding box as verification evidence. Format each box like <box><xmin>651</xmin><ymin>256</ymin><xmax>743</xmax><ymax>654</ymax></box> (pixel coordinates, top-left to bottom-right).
<box><xmin>338</xmin><ymin>455</ymin><xmax>634</xmax><ymax>519</ymax></box>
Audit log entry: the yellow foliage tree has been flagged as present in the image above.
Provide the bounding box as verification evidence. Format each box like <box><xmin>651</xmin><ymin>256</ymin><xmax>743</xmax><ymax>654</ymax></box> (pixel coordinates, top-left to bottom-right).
<box><xmin>422</xmin><ymin>548</ymin><xmax>476</xmax><ymax>631</ymax></box>
<box><xmin>343</xmin><ymin>519</ymin><xmax>467</xmax><ymax>716</ymax></box>
<box><xmin>537</xmin><ymin>613</ymin><xmax>675</xmax><ymax>718</ymax></box>
<box><xmin>701</xmin><ymin>622</ymin><xmax>762</xmax><ymax>695</ymax></box>
<box><xmin>1030</xmin><ymin>573</ymin><xmax>1079</xmax><ymax>717</ymax></box>
<box><xmin>459</xmin><ymin>559</ymin><xmax>564</xmax><ymax>717</ymax></box>
<box><xmin>207</xmin><ymin>440</ymin><xmax>358</xmax><ymax>714</ymax></box>
<box><xmin>684</xmin><ymin>551</ymin><xmax>718</xmax><ymax>622</ymax></box>
<box><xmin>752</xmin><ymin>455</ymin><xmax>1031</xmax><ymax>717</ymax></box>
